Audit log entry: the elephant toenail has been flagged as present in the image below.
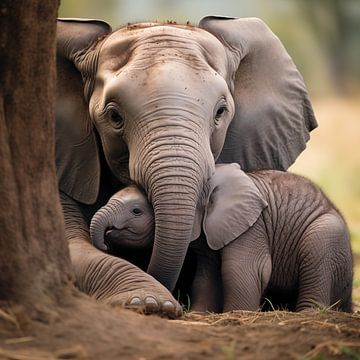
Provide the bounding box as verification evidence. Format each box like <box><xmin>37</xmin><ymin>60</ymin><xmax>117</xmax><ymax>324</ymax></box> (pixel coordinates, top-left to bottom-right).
<box><xmin>162</xmin><ymin>300</ymin><xmax>175</xmax><ymax>313</ymax></box>
<box><xmin>145</xmin><ymin>296</ymin><xmax>157</xmax><ymax>305</ymax></box>
<box><xmin>129</xmin><ymin>297</ymin><xmax>142</xmax><ymax>306</ymax></box>
<box><xmin>144</xmin><ymin>296</ymin><xmax>159</xmax><ymax>310</ymax></box>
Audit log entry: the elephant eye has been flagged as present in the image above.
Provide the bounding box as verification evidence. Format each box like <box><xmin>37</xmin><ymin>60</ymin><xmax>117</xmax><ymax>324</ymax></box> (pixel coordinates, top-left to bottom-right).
<box><xmin>215</xmin><ymin>106</ymin><xmax>227</xmax><ymax>119</ymax></box>
<box><xmin>214</xmin><ymin>105</ymin><xmax>228</xmax><ymax>126</ymax></box>
<box><xmin>132</xmin><ymin>208</ymin><xmax>142</xmax><ymax>216</ymax></box>
<box><xmin>106</xmin><ymin>106</ymin><xmax>124</xmax><ymax>129</ymax></box>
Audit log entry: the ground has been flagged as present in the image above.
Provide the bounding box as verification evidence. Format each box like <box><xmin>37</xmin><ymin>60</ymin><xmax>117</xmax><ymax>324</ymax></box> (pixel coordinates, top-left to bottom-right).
<box><xmin>0</xmin><ymin>295</ymin><xmax>359</xmax><ymax>360</ymax></box>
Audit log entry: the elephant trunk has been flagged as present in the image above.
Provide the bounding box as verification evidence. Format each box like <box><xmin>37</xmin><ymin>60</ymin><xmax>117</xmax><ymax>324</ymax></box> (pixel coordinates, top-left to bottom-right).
<box><xmin>90</xmin><ymin>201</ymin><xmax>120</xmax><ymax>251</ymax></box>
<box><xmin>148</xmin><ymin>184</ymin><xmax>199</xmax><ymax>291</ymax></box>
<box><xmin>133</xmin><ymin>138</ymin><xmax>213</xmax><ymax>292</ymax></box>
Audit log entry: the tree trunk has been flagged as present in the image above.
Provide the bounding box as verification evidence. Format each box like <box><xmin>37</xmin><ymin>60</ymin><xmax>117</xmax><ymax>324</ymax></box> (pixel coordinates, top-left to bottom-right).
<box><xmin>0</xmin><ymin>1</ymin><xmax>73</xmax><ymax>317</ymax></box>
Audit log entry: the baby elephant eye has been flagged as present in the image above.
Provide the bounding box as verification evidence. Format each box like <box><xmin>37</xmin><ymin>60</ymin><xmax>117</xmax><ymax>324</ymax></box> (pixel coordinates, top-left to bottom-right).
<box><xmin>132</xmin><ymin>208</ymin><xmax>142</xmax><ymax>216</ymax></box>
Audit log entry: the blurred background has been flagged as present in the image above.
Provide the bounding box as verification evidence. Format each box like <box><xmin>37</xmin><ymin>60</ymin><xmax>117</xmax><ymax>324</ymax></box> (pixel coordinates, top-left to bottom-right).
<box><xmin>59</xmin><ymin>0</ymin><xmax>360</xmax><ymax>305</ymax></box>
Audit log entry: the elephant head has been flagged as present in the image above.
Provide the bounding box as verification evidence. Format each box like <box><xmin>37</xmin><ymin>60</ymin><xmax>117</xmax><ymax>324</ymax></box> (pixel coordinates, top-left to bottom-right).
<box><xmin>90</xmin><ymin>186</ymin><xmax>154</xmax><ymax>252</ymax></box>
<box><xmin>56</xmin><ymin>17</ymin><xmax>316</xmax><ymax>291</ymax></box>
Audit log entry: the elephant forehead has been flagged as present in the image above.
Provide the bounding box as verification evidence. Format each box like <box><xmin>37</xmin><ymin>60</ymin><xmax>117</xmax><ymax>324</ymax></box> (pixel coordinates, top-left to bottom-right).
<box><xmin>112</xmin><ymin>186</ymin><xmax>147</xmax><ymax>203</ymax></box>
<box><xmin>98</xmin><ymin>24</ymin><xmax>227</xmax><ymax>75</ymax></box>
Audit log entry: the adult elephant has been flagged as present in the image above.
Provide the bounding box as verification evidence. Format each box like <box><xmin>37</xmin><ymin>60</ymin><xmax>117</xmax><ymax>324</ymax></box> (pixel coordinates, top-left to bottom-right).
<box><xmin>56</xmin><ymin>16</ymin><xmax>317</xmax><ymax>316</ymax></box>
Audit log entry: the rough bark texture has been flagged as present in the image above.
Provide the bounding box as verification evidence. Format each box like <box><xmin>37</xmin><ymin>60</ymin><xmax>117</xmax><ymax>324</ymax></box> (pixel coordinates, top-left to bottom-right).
<box><xmin>0</xmin><ymin>1</ymin><xmax>73</xmax><ymax>315</ymax></box>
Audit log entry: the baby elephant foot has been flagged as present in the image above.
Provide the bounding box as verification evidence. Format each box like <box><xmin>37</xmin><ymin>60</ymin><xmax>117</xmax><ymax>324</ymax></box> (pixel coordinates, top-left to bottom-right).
<box><xmin>107</xmin><ymin>290</ymin><xmax>183</xmax><ymax>319</ymax></box>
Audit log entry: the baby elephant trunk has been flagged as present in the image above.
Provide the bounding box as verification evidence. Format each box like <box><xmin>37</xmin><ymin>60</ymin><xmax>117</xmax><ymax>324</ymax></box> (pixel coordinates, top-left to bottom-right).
<box><xmin>90</xmin><ymin>203</ymin><xmax>120</xmax><ymax>251</ymax></box>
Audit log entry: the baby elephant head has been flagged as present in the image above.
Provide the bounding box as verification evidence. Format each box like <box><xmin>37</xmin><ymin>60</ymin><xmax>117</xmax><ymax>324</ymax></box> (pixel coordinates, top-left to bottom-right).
<box><xmin>90</xmin><ymin>186</ymin><xmax>154</xmax><ymax>252</ymax></box>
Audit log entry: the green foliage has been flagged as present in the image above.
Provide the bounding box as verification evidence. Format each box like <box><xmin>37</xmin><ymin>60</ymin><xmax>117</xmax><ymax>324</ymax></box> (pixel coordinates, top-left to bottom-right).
<box><xmin>298</xmin><ymin>349</ymin><xmax>360</xmax><ymax>360</ymax></box>
<box><xmin>341</xmin><ymin>347</ymin><xmax>360</xmax><ymax>360</ymax></box>
<box><xmin>353</xmin><ymin>257</ymin><xmax>360</xmax><ymax>305</ymax></box>
<box><xmin>176</xmin><ymin>289</ymin><xmax>191</xmax><ymax>313</ymax></box>
<box><xmin>351</xmin><ymin>232</ymin><xmax>360</xmax><ymax>254</ymax></box>
<box><xmin>263</xmin><ymin>297</ymin><xmax>277</xmax><ymax>311</ymax></box>
<box><xmin>221</xmin><ymin>340</ymin><xmax>237</xmax><ymax>360</ymax></box>
<box><xmin>309</xmin><ymin>300</ymin><xmax>341</xmax><ymax>313</ymax></box>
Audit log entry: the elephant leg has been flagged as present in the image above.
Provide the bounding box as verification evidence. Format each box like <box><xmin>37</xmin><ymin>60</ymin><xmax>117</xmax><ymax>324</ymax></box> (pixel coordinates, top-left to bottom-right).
<box><xmin>221</xmin><ymin>224</ymin><xmax>271</xmax><ymax>312</ymax></box>
<box><xmin>69</xmin><ymin>238</ymin><xmax>182</xmax><ymax>317</ymax></box>
<box><xmin>296</xmin><ymin>214</ymin><xmax>352</xmax><ymax>312</ymax></box>
<box><xmin>190</xmin><ymin>240</ymin><xmax>223</xmax><ymax>312</ymax></box>
<box><xmin>61</xmin><ymin>192</ymin><xmax>183</xmax><ymax>318</ymax></box>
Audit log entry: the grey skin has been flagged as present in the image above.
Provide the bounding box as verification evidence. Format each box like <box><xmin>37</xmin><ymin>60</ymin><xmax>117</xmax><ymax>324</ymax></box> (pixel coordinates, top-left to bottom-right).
<box><xmin>56</xmin><ymin>17</ymin><xmax>317</xmax><ymax>316</ymax></box>
<box><xmin>91</xmin><ymin>164</ymin><xmax>353</xmax><ymax>313</ymax></box>
<box><xmin>90</xmin><ymin>186</ymin><xmax>155</xmax><ymax>254</ymax></box>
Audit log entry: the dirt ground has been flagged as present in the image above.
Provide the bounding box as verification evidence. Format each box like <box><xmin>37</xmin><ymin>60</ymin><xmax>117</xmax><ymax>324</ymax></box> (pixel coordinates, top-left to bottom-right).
<box><xmin>0</xmin><ymin>295</ymin><xmax>359</xmax><ymax>360</ymax></box>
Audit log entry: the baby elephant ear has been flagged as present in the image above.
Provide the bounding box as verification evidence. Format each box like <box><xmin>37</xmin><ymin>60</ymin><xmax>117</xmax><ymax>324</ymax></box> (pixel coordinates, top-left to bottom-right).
<box><xmin>199</xmin><ymin>16</ymin><xmax>317</xmax><ymax>171</ymax></box>
<box><xmin>56</xmin><ymin>19</ymin><xmax>111</xmax><ymax>204</ymax></box>
<box><xmin>203</xmin><ymin>164</ymin><xmax>268</xmax><ymax>250</ymax></box>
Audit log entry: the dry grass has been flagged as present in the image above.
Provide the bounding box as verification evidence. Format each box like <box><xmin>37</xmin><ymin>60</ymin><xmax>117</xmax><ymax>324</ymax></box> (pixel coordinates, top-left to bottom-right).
<box><xmin>183</xmin><ymin>310</ymin><xmax>360</xmax><ymax>359</ymax></box>
<box><xmin>182</xmin><ymin>310</ymin><xmax>360</xmax><ymax>329</ymax></box>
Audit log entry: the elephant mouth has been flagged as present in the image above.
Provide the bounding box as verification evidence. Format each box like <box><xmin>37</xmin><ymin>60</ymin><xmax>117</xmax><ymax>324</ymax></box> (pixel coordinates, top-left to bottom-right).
<box><xmin>104</xmin><ymin>227</ymin><xmax>139</xmax><ymax>248</ymax></box>
<box><xmin>105</xmin><ymin>226</ymin><xmax>130</xmax><ymax>240</ymax></box>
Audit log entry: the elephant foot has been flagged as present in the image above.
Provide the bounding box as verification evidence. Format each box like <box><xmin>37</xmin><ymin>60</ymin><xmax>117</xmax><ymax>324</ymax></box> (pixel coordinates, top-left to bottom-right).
<box><xmin>106</xmin><ymin>289</ymin><xmax>183</xmax><ymax>318</ymax></box>
<box><xmin>90</xmin><ymin>256</ymin><xmax>183</xmax><ymax>318</ymax></box>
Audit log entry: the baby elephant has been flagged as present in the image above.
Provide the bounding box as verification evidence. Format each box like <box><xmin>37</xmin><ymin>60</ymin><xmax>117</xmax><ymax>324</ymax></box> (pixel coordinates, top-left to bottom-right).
<box><xmin>90</xmin><ymin>164</ymin><xmax>353</xmax><ymax>312</ymax></box>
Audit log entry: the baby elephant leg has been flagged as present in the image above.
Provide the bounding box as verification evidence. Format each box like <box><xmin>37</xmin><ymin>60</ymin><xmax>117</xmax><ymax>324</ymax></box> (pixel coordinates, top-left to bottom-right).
<box><xmin>296</xmin><ymin>213</ymin><xmax>353</xmax><ymax>312</ymax></box>
<box><xmin>221</xmin><ymin>225</ymin><xmax>271</xmax><ymax>312</ymax></box>
<box><xmin>190</xmin><ymin>242</ymin><xmax>223</xmax><ymax>313</ymax></box>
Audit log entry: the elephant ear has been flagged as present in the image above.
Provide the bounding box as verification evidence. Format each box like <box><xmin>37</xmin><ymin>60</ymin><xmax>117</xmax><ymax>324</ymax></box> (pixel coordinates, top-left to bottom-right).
<box><xmin>203</xmin><ymin>163</ymin><xmax>268</xmax><ymax>250</ymax></box>
<box><xmin>199</xmin><ymin>16</ymin><xmax>317</xmax><ymax>171</ymax></box>
<box><xmin>56</xmin><ymin>19</ymin><xmax>111</xmax><ymax>204</ymax></box>
<box><xmin>191</xmin><ymin>201</ymin><xmax>204</xmax><ymax>242</ymax></box>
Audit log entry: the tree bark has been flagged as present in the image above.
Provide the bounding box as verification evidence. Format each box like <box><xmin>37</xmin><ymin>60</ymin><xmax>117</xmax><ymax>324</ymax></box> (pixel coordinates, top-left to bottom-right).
<box><xmin>0</xmin><ymin>1</ymin><xmax>73</xmax><ymax>316</ymax></box>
